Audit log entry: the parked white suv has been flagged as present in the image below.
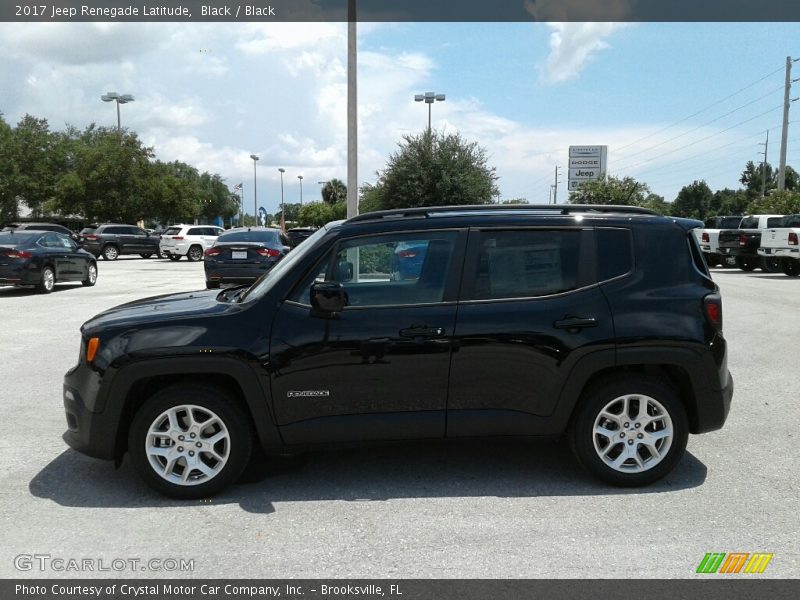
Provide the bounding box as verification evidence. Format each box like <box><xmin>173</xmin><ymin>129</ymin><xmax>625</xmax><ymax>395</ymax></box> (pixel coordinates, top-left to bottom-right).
<box><xmin>159</xmin><ymin>225</ymin><xmax>224</xmax><ymax>262</ymax></box>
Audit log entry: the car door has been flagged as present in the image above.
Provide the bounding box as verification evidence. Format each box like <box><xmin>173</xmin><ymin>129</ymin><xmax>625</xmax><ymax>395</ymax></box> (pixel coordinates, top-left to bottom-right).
<box><xmin>38</xmin><ymin>233</ymin><xmax>71</xmax><ymax>279</ymax></box>
<box><xmin>60</xmin><ymin>235</ymin><xmax>88</xmax><ymax>280</ymax></box>
<box><xmin>446</xmin><ymin>227</ymin><xmax>615</xmax><ymax>437</ymax></box>
<box><xmin>129</xmin><ymin>226</ymin><xmax>151</xmax><ymax>253</ymax></box>
<box><xmin>269</xmin><ymin>229</ymin><xmax>466</xmax><ymax>445</ymax></box>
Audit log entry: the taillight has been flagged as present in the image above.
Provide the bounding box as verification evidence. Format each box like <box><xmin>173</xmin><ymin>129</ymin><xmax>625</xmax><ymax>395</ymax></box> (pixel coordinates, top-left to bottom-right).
<box><xmin>701</xmin><ymin>232</ymin><xmax>709</xmax><ymax>243</ymax></box>
<box><xmin>5</xmin><ymin>250</ymin><xmax>32</xmax><ymax>259</ymax></box>
<box><xmin>256</xmin><ymin>248</ymin><xmax>281</xmax><ymax>257</ymax></box>
<box><xmin>83</xmin><ymin>234</ymin><xmax>99</xmax><ymax>241</ymax></box>
<box><xmin>398</xmin><ymin>250</ymin><xmax>418</xmax><ymax>258</ymax></box>
<box><xmin>739</xmin><ymin>234</ymin><xmax>748</xmax><ymax>246</ymax></box>
<box><xmin>789</xmin><ymin>232</ymin><xmax>798</xmax><ymax>246</ymax></box>
<box><xmin>204</xmin><ymin>248</ymin><xmax>222</xmax><ymax>257</ymax></box>
<box><xmin>703</xmin><ymin>294</ymin><xmax>723</xmax><ymax>331</ymax></box>
<box><xmin>171</xmin><ymin>236</ymin><xmax>184</xmax><ymax>240</ymax></box>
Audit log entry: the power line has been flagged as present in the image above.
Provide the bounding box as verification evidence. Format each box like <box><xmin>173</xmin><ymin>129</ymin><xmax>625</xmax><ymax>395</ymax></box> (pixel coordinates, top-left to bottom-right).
<box><xmin>612</xmin><ymin>64</ymin><xmax>786</xmax><ymax>155</ymax></box>
<box><xmin>613</xmin><ymin>85</ymin><xmax>784</xmax><ymax>169</ymax></box>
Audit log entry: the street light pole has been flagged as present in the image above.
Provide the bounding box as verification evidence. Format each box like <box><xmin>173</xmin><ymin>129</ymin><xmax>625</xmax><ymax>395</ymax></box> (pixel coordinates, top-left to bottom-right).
<box><xmin>100</xmin><ymin>92</ymin><xmax>135</xmax><ymax>133</ymax></box>
<box><xmin>278</xmin><ymin>168</ymin><xmax>286</xmax><ymax>231</ymax></box>
<box><xmin>298</xmin><ymin>175</ymin><xmax>304</xmax><ymax>206</ymax></box>
<box><xmin>414</xmin><ymin>92</ymin><xmax>446</xmax><ymax>133</ymax></box>
<box><xmin>250</xmin><ymin>154</ymin><xmax>259</xmax><ymax>223</ymax></box>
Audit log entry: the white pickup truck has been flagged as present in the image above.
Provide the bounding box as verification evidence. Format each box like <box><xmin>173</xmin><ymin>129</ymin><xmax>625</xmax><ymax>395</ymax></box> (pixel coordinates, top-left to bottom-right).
<box><xmin>717</xmin><ymin>214</ymin><xmax>785</xmax><ymax>272</ymax></box>
<box><xmin>696</xmin><ymin>215</ymin><xmax>742</xmax><ymax>267</ymax></box>
<box><xmin>757</xmin><ymin>214</ymin><xmax>800</xmax><ymax>276</ymax></box>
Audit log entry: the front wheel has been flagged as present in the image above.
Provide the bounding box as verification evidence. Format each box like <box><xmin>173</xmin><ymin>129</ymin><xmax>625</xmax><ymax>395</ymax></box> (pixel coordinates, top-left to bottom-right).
<box><xmin>187</xmin><ymin>245</ymin><xmax>204</xmax><ymax>262</ymax></box>
<box><xmin>781</xmin><ymin>257</ymin><xmax>800</xmax><ymax>277</ymax></box>
<box><xmin>128</xmin><ymin>386</ymin><xmax>253</xmax><ymax>499</ymax></box>
<box><xmin>82</xmin><ymin>262</ymin><xmax>98</xmax><ymax>287</ymax></box>
<box><xmin>569</xmin><ymin>376</ymin><xmax>688</xmax><ymax>487</ymax></box>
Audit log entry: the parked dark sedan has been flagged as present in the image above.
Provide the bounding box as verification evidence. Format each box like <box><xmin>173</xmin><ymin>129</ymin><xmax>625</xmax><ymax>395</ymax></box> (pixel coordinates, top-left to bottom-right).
<box><xmin>0</xmin><ymin>231</ymin><xmax>98</xmax><ymax>293</ymax></box>
<box><xmin>2</xmin><ymin>222</ymin><xmax>80</xmax><ymax>243</ymax></box>
<box><xmin>204</xmin><ymin>227</ymin><xmax>291</xmax><ymax>289</ymax></box>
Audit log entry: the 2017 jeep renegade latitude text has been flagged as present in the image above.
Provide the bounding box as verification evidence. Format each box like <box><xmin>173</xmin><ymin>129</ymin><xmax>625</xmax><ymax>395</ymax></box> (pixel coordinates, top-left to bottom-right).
<box><xmin>62</xmin><ymin>205</ymin><xmax>733</xmax><ymax>498</ymax></box>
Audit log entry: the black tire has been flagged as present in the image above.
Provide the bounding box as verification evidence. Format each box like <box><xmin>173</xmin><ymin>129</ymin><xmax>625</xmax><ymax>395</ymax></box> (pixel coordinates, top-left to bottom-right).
<box><xmin>82</xmin><ymin>262</ymin><xmax>98</xmax><ymax>287</ymax></box>
<box><xmin>187</xmin><ymin>245</ymin><xmax>204</xmax><ymax>262</ymax></box>
<box><xmin>569</xmin><ymin>375</ymin><xmax>688</xmax><ymax>487</ymax></box>
<box><xmin>139</xmin><ymin>253</ymin><xmax>153</xmax><ymax>259</ymax></box>
<box><xmin>705</xmin><ymin>253</ymin><xmax>721</xmax><ymax>268</ymax></box>
<box><xmin>128</xmin><ymin>385</ymin><xmax>253</xmax><ymax>499</ymax></box>
<box><xmin>206</xmin><ymin>281</ymin><xmax>220</xmax><ymax>289</ymax></box>
<box><xmin>781</xmin><ymin>257</ymin><xmax>800</xmax><ymax>277</ymax></box>
<box><xmin>37</xmin><ymin>265</ymin><xmax>55</xmax><ymax>294</ymax></box>
<box><xmin>102</xmin><ymin>245</ymin><xmax>119</xmax><ymax>261</ymax></box>
<box><xmin>761</xmin><ymin>257</ymin><xmax>781</xmax><ymax>273</ymax></box>
<box><xmin>168</xmin><ymin>255</ymin><xmax>181</xmax><ymax>262</ymax></box>
<box><xmin>735</xmin><ymin>256</ymin><xmax>756</xmax><ymax>271</ymax></box>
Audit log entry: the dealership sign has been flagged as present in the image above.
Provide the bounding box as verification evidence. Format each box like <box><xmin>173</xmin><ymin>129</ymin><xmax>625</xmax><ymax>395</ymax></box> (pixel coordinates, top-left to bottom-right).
<box><xmin>567</xmin><ymin>146</ymin><xmax>607</xmax><ymax>192</ymax></box>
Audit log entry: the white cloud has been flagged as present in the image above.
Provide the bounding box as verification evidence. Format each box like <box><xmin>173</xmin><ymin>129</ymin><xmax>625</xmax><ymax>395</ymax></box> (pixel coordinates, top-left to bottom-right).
<box><xmin>541</xmin><ymin>22</ymin><xmax>627</xmax><ymax>84</ymax></box>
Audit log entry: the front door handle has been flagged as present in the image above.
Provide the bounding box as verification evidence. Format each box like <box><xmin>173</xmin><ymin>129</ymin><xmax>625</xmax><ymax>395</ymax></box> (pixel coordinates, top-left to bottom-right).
<box><xmin>400</xmin><ymin>326</ymin><xmax>445</xmax><ymax>338</ymax></box>
<box><xmin>553</xmin><ymin>317</ymin><xmax>598</xmax><ymax>330</ymax></box>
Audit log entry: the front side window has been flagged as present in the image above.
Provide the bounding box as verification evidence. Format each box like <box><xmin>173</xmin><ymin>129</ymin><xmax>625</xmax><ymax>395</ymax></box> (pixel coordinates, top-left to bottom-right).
<box><xmin>290</xmin><ymin>231</ymin><xmax>458</xmax><ymax>307</ymax></box>
<box><xmin>466</xmin><ymin>230</ymin><xmax>582</xmax><ymax>300</ymax></box>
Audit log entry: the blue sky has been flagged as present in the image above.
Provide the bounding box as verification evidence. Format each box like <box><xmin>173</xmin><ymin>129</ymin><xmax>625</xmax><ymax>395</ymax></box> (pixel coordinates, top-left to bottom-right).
<box><xmin>1</xmin><ymin>21</ymin><xmax>799</xmax><ymax>214</ymax></box>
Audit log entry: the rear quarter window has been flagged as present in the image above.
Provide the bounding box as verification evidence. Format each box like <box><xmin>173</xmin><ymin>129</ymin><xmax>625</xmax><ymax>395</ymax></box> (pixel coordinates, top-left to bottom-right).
<box><xmin>163</xmin><ymin>227</ymin><xmax>182</xmax><ymax>236</ymax></box>
<box><xmin>596</xmin><ymin>228</ymin><xmax>633</xmax><ymax>282</ymax></box>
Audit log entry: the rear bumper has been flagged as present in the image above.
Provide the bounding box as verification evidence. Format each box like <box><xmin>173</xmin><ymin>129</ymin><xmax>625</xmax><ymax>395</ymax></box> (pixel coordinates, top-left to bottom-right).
<box><xmin>204</xmin><ymin>261</ymin><xmax>277</xmax><ymax>283</ymax></box>
<box><xmin>758</xmin><ymin>247</ymin><xmax>799</xmax><ymax>258</ymax></box>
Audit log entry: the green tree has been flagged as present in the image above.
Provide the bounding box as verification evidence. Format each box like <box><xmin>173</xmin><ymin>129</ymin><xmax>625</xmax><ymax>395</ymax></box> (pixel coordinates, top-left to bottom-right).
<box><xmin>297</xmin><ymin>201</ymin><xmax>346</xmax><ymax>227</ymax></box>
<box><xmin>0</xmin><ymin>115</ymin><xmax>16</xmax><ymax>222</ymax></box>
<box><xmin>568</xmin><ymin>175</ymin><xmax>651</xmax><ymax>206</ymax></box>
<box><xmin>673</xmin><ymin>180</ymin><xmax>713</xmax><ymax>219</ymax></box>
<box><xmin>710</xmin><ymin>188</ymin><xmax>748</xmax><ymax>216</ymax></box>
<box><xmin>363</xmin><ymin>130</ymin><xmax>499</xmax><ymax>211</ymax></box>
<box><xmin>745</xmin><ymin>190</ymin><xmax>800</xmax><ymax>214</ymax></box>
<box><xmin>321</xmin><ymin>178</ymin><xmax>347</xmax><ymax>205</ymax></box>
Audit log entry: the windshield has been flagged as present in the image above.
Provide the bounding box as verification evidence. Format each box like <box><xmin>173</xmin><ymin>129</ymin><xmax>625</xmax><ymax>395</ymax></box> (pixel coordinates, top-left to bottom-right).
<box><xmin>239</xmin><ymin>224</ymin><xmax>336</xmax><ymax>303</ymax></box>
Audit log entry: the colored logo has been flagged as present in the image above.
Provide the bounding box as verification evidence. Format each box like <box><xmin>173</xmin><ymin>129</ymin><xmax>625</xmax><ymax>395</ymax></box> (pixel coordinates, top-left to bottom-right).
<box><xmin>696</xmin><ymin>552</ymin><xmax>773</xmax><ymax>574</ymax></box>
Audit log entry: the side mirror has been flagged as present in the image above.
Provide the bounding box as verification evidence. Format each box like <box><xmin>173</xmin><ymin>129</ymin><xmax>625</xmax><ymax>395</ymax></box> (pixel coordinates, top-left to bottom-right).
<box><xmin>335</xmin><ymin>261</ymin><xmax>354</xmax><ymax>282</ymax></box>
<box><xmin>311</xmin><ymin>281</ymin><xmax>348</xmax><ymax>314</ymax></box>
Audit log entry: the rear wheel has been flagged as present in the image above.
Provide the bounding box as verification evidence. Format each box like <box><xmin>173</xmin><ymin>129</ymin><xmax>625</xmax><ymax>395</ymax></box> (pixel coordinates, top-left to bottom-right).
<box><xmin>102</xmin><ymin>245</ymin><xmax>119</xmax><ymax>261</ymax></box>
<box><xmin>37</xmin><ymin>266</ymin><xmax>55</xmax><ymax>294</ymax></box>
<box><xmin>705</xmin><ymin>253</ymin><xmax>721</xmax><ymax>267</ymax></box>
<box><xmin>781</xmin><ymin>257</ymin><xmax>800</xmax><ymax>277</ymax></box>
<box><xmin>735</xmin><ymin>256</ymin><xmax>756</xmax><ymax>271</ymax></box>
<box><xmin>761</xmin><ymin>257</ymin><xmax>781</xmax><ymax>273</ymax></box>
<box><xmin>82</xmin><ymin>262</ymin><xmax>97</xmax><ymax>287</ymax></box>
<box><xmin>128</xmin><ymin>385</ymin><xmax>253</xmax><ymax>499</ymax></box>
<box><xmin>569</xmin><ymin>376</ymin><xmax>688</xmax><ymax>486</ymax></box>
<box><xmin>168</xmin><ymin>255</ymin><xmax>181</xmax><ymax>262</ymax></box>
<box><xmin>139</xmin><ymin>253</ymin><xmax>153</xmax><ymax>259</ymax></box>
<box><xmin>187</xmin><ymin>245</ymin><xmax>204</xmax><ymax>262</ymax></box>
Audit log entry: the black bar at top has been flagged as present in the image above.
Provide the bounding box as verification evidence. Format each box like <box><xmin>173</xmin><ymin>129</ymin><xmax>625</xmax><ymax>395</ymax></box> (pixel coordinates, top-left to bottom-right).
<box><xmin>4</xmin><ymin>0</ymin><xmax>800</xmax><ymax>23</ymax></box>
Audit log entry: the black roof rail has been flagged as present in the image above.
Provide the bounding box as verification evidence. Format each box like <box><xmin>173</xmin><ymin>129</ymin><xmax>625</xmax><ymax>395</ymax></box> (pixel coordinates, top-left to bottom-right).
<box><xmin>347</xmin><ymin>204</ymin><xmax>658</xmax><ymax>223</ymax></box>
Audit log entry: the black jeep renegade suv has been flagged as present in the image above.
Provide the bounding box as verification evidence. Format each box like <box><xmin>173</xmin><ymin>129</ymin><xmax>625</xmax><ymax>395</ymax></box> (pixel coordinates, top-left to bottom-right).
<box><xmin>62</xmin><ymin>205</ymin><xmax>733</xmax><ymax>498</ymax></box>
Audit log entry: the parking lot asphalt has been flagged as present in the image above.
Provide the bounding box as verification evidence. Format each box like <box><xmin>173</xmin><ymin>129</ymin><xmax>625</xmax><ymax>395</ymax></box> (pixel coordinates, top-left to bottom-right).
<box><xmin>0</xmin><ymin>258</ymin><xmax>798</xmax><ymax>579</ymax></box>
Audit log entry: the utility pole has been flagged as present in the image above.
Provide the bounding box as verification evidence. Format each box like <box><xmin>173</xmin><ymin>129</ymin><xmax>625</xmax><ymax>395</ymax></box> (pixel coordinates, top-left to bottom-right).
<box><xmin>759</xmin><ymin>130</ymin><xmax>769</xmax><ymax>199</ymax></box>
<box><xmin>778</xmin><ymin>56</ymin><xmax>800</xmax><ymax>191</ymax></box>
<box><xmin>553</xmin><ymin>166</ymin><xmax>561</xmax><ymax>204</ymax></box>
<box><xmin>346</xmin><ymin>0</ymin><xmax>358</xmax><ymax>219</ymax></box>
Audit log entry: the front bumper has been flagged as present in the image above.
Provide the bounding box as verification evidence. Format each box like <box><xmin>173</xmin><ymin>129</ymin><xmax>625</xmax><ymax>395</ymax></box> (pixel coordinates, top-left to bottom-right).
<box><xmin>62</xmin><ymin>361</ymin><xmax>120</xmax><ymax>460</ymax></box>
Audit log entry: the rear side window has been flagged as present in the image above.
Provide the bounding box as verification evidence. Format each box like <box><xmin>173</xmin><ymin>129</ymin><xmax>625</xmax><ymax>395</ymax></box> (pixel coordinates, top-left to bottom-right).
<box><xmin>720</xmin><ymin>217</ymin><xmax>742</xmax><ymax>229</ymax></box>
<box><xmin>739</xmin><ymin>217</ymin><xmax>758</xmax><ymax>229</ymax></box>
<box><xmin>596</xmin><ymin>228</ymin><xmax>633</xmax><ymax>282</ymax></box>
<box><xmin>466</xmin><ymin>230</ymin><xmax>581</xmax><ymax>300</ymax></box>
<box><xmin>187</xmin><ymin>228</ymin><xmax>204</xmax><ymax>236</ymax></box>
<box><xmin>766</xmin><ymin>217</ymin><xmax>784</xmax><ymax>228</ymax></box>
<box><xmin>103</xmin><ymin>226</ymin><xmax>125</xmax><ymax>234</ymax></box>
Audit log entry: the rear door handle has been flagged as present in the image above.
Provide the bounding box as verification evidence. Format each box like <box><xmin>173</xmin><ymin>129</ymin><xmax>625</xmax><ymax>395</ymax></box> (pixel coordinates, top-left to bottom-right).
<box><xmin>400</xmin><ymin>326</ymin><xmax>445</xmax><ymax>338</ymax></box>
<box><xmin>553</xmin><ymin>317</ymin><xmax>598</xmax><ymax>330</ymax></box>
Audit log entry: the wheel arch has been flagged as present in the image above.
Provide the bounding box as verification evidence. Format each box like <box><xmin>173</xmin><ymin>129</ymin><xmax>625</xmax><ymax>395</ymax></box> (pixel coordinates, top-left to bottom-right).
<box><xmin>107</xmin><ymin>357</ymin><xmax>282</xmax><ymax>464</ymax></box>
